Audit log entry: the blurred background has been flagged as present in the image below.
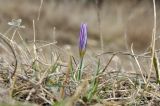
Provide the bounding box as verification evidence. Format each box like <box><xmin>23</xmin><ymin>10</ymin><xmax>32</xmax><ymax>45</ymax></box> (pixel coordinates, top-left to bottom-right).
<box><xmin>0</xmin><ymin>0</ymin><xmax>160</xmax><ymax>53</ymax></box>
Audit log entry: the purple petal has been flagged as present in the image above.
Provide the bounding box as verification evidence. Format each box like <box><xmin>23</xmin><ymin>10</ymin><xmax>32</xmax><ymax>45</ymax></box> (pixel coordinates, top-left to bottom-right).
<box><xmin>79</xmin><ymin>23</ymin><xmax>87</xmax><ymax>50</ymax></box>
<box><xmin>79</xmin><ymin>23</ymin><xmax>88</xmax><ymax>58</ymax></box>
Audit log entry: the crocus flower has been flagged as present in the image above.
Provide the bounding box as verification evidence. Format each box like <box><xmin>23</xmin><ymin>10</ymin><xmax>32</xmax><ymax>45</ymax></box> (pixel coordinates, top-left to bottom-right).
<box><xmin>79</xmin><ymin>23</ymin><xmax>87</xmax><ymax>58</ymax></box>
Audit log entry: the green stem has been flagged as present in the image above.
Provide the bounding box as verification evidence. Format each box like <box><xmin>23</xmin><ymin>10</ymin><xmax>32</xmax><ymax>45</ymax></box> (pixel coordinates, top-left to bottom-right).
<box><xmin>77</xmin><ymin>57</ymin><xmax>84</xmax><ymax>81</ymax></box>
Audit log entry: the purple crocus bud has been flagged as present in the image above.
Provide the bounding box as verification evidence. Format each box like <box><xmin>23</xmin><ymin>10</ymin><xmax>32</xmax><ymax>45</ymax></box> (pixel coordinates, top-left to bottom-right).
<box><xmin>79</xmin><ymin>23</ymin><xmax>87</xmax><ymax>58</ymax></box>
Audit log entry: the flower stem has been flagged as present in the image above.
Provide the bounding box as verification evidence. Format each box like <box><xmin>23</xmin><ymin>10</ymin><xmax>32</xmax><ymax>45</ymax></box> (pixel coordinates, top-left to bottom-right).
<box><xmin>77</xmin><ymin>57</ymin><xmax>84</xmax><ymax>81</ymax></box>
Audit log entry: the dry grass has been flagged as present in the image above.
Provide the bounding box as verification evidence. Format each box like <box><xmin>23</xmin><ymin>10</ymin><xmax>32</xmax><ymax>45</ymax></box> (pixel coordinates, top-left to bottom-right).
<box><xmin>0</xmin><ymin>0</ymin><xmax>160</xmax><ymax>106</ymax></box>
<box><xmin>0</xmin><ymin>0</ymin><xmax>159</xmax><ymax>50</ymax></box>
